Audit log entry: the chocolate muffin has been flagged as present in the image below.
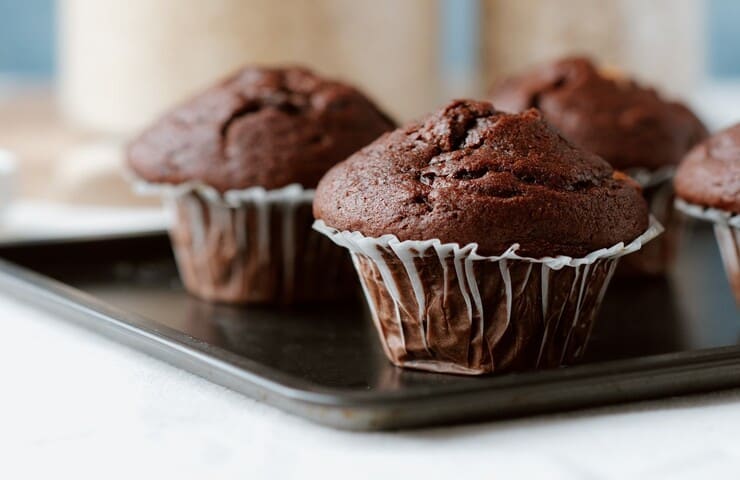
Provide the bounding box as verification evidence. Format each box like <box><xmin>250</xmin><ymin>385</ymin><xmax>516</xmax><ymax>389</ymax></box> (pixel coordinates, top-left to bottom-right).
<box><xmin>675</xmin><ymin>123</ymin><xmax>740</xmax><ymax>303</ymax></box>
<box><xmin>127</xmin><ymin>66</ymin><xmax>395</xmax><ymax>304</ymax></box>
<box><xmin>490</xmin><ymin>57</ymin><xmax>707</xmax><ymax>275</ymax></box>
<box><xmin>314</xmin><ymin>100</ymin><xmax>660</xmax><ymax>374</ymax></box>
<box><xmin>675</xmin><ymin>124</ymin><xmax>740</xmax><ymax>213</ymax></box>
<box><xmin>490</xmin><ymin>57</ymin><xmax>707</xmax><ymax>172</ymax></box>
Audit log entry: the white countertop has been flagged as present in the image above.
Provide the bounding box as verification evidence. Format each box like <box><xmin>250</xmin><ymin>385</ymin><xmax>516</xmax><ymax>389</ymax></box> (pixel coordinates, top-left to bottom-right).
<box><xmin>3</xmin><ymin>272</ymin><xmax>740</xmax><ymax>479</ymax></box>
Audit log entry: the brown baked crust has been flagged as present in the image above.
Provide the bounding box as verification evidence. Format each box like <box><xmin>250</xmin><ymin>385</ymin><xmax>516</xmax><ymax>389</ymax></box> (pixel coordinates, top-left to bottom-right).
<box><xmin>314</xmin><ymin>100</ymin><xmax>650</xmax><ymax>258</ymax></box>
<box><xmin>127</xmin><ymin>66</ymin><xmax>395</xmax><ymax>191</ymax></box>
<box><xmin>490</xmin><ymin>57</ymin><xmax>708</xmax><ymax>171</ymax></box>
<box><xmin>675</xmin><ymin>123</ymin><xmax>740</xmax><ymax>213</ymax></box>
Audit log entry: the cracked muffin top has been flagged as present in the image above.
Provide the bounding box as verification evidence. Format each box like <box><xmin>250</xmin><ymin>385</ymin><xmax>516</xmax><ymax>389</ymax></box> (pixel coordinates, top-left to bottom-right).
<box><xmin>126</xmin><ymin>66</ymin><xmax>395</xmax><ymax>191</ymax></box>
<box><xmin>314</xmin><ymin>100</ymin><xmax>650</xmax><ymax>258</ymax></box>
<box><xmin>490</xmin><ymin>57</ymin><xmax>708</xmax><ymax>172</ymax></box>
<box><xmin>675</xmin><ymin>123</ymin><xmax>740</xmax><ymax>213</ymax></box>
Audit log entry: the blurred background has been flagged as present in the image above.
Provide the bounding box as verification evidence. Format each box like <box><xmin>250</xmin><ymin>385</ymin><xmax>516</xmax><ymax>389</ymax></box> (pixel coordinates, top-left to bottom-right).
<box><xmin>0</xmin><ymin>0</ymin><xmax>738</xmax><ymax>209</ymax></box>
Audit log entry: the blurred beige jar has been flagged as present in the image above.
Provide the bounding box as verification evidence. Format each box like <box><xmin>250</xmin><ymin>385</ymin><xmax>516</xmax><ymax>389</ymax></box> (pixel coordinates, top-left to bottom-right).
<box><xmin>58</xmin><ymin>0</ymin><xmax>440</xmax><ymax>134</ymax></box>
<box><xmin>483</xmin><ymin>0</ymin><xmax>704</xmax><ymax>98</ymax></box>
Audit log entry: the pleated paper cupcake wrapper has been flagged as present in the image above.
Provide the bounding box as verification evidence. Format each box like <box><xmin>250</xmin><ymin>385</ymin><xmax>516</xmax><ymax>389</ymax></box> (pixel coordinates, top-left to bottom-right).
<box><xmin>314</xmin><ymin>218</ymin><xmax>664</xmax><ymax>375</ymax></box>
<box><xmin>620</xmin><ymin>166</ymin><xmax>678</xmax><ymax>276</ymax></box>
<box><xmin>676</xmin><ymin>198</ymin><xmax>740</xmax><ymax>304</ymax></box>
<box><xmin>132</xmin><ymin>179</ymin><xmax>355</xmax><ymax>304</ymax></box>
<box><xmin>626</xmin><ymin>166</ymin><xmax>675</xmax><ymax>190</ymax></box>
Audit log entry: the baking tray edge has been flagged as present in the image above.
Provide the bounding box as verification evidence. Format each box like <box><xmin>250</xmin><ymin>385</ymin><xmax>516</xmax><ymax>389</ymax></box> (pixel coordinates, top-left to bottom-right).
<box><xmin>2</xmin><ymin>257</ymin><xmax>740</xmax><ymax>431</ymax></box>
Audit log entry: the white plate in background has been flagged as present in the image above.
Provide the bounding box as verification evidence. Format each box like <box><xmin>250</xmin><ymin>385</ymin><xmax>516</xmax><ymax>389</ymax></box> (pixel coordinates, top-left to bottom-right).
<box><xmin>0</xmin><ymin>149</ymin><xmax>17</xmax><ymax>220</ymax></box>
<box><xmin>0</xmin><ymin>201</ymin><xmax>168</xmax><ymax>246</ymax></box>
<box><xmin>0</xmin><ymin>148</ymin><xmax>167</xmax><ymax>246</ymax></box>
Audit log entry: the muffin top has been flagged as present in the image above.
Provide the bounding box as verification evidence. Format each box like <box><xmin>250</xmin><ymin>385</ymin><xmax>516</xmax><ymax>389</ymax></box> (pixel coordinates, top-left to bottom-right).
<box><xmin>675</xmin><ymin>123</ymin><xmax>740</xmax><ymax>213</ymax></box>
<box><xmin>490</xmin><ymin>57</ymin><xmax>708</xmax><ymax>172</ymax></box>
<box><xmin>314</xmin><ymin>100</ymin><xmax>649</xmax><ymax>258</ymax></box>
<box><xmin>127</xmin><ymin>66</ymin><xmax>395</xmax><ymax>192</ymax></box>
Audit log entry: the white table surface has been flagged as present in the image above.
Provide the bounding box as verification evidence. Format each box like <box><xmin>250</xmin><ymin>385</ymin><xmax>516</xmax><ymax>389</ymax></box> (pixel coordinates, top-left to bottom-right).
<box><xmin>3</xmin><ymin>204</ymin><xmax>740</xmax><ymax>479</ymax></box>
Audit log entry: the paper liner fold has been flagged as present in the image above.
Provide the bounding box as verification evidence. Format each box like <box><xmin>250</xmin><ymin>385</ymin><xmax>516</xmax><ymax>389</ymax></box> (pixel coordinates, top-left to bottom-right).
<box><xmin>313</xmin><ymin>218</ymin><xmax>663</xmax><ymax>374</ymax></box>
<box><xmin>676</xmin><ymin>198</ymin><xmax>740</xmax><ymax>304</ymax></box>
<box><xmin>133</xmin><ymin>179</ymin><xmax>355</xmax><ymax>304</ymax></box>
<box><xmin>619</xmin><ymin>166</ymin><xmax>679</xmax><ymax>276</ymax></box>
<box><xmin>625</xmin><ymin>166</ymin><xmax>675</xmax><ymax>189</ymax></box>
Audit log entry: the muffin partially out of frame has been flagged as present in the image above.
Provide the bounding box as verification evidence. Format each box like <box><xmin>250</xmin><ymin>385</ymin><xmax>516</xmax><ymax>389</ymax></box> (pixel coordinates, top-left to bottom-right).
<box><xmin>490</xmin><ymin>57</ymin><xmax>707</xmax><ymax>276</ymax></box>
<box><xmin>675</xmin><ymin>123</ymin><xmax>740</xmax><ymax>304</ymax></box>
<box><xmin>314</xmin><ymin>100</ymin><xmax>661</xmax><ymax>375</ymax></box>
<box><xmin>127</xmin><ymin>66</ymin><xmax>395</xmax><ymax>304</ymax></box>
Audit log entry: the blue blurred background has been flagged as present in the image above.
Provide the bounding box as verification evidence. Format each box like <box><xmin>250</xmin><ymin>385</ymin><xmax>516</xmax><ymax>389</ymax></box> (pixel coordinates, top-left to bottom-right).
<box><xmin>707</xmin><ymin>0</ymin><xmax>740</xmax><ymax>77</ymax></box>
<box><xmin>0</xmin><ymin>0</ymin><xmax>55</xmax><ymax>77</ymax></box>
<box><xmin>1</xmin><ymin>0</ymin><xmax>739</xmax><ymax>80</ymax></box>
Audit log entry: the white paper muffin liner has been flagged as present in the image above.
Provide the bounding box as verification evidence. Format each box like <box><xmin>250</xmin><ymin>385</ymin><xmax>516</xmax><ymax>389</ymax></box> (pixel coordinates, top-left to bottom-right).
<box><xmin>626</xmin><ymin>166</ymin><xmax>675</xmax><ymax>189</ymax></box>
<box><xmin>132</xmin><ymin>178</ymin><xmax>315</xmax><ymax>207</ymax></box>
<box><xmin>313</xmin><ymin>217</ymin><xmax>663</xmax><ymax>374</ymax></box>
<box><xmin>675</xmin><ymin>198</ymin><xmax>740</xmax><ymax>228</ymax></box>
<box><xmin>131</xmin><ymin>178</ymin><xmax>354</xmax><ymax>304</ymax></box>
<box><xmin>676</xmin><ymin>198</ymin><xmax>740</xmax><ymax>303</ymax></box>
<box><xmin>618</xmin><ymin>166</ymin><xmax>678</xmax><ymax>275</ymax></box>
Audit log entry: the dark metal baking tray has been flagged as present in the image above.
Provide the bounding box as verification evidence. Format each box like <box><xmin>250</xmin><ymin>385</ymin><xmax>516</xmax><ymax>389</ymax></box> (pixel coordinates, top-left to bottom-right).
<box><xmin>0</xmin><ymin>221</ymin><xmax>737</xmax><ymax>430</ymax></box>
